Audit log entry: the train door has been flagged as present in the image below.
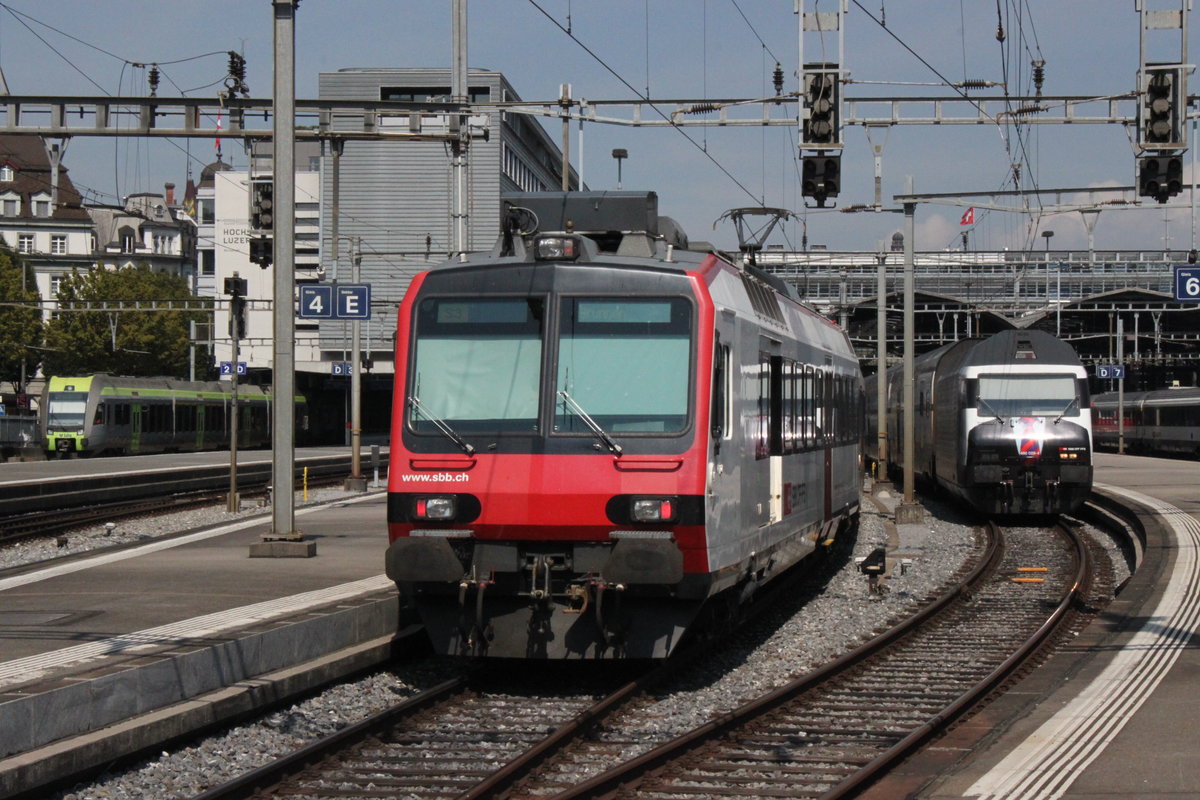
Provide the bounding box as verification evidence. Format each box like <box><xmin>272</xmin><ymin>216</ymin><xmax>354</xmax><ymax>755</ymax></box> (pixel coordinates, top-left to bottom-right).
<box><xmin>820</xmin><ymin>368</ymin><xmax>832</xmax><ymax>524</ymax></box>
<box><xmin>760</xmin><ymin>336</ymin><xmax>783</xmax><ymax>526</ymax></box>
<box><xmin>196</xmin><ymin>405</ymin><xmax>206</xmax><ymax>450</ymax></box>
<box><xmin>707</xmin><ymin>332</ymin><xmax>736</xmax><ymax>531</ymax></box>
<box><xmin>131</xmin><ymin>404</ymin><xmax>143</xmax><ymax>453</ymax></box>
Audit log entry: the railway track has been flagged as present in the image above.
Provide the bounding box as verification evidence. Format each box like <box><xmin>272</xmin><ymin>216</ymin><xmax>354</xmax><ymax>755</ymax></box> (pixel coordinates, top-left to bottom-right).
<box><xmin>546</xmin><ymin>521</ymin><xmax>1089</xmax><ymax>799</ymax></box>
<box><xmin>185</xmin><ymin>517</ymin><xmax>1092</xmax><ymax>800</ymax></box>
<box><xmin>0</xmin><ymin>453</ymin><xmax>362</xmax><ymax>545</ymax></box>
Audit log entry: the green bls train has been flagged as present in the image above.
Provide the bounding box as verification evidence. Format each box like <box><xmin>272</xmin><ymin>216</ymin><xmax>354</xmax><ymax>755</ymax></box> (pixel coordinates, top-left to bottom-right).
<box><xmin>41</xmin><ymin>374</ymin><xmax>307</xmax><ymax>457</ymax></box>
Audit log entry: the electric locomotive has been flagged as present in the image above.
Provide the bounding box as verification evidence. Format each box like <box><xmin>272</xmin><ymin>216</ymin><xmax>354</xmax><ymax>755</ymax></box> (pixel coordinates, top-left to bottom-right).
<box><xmin>385</xmin><ymin>191</ymin><xmax>863</xmax><ymax>659</ymax></box>
<box><xmin>869</xmin><ymin>329</ymin><xmax>1092</xmax><ymax>516</ymax></box>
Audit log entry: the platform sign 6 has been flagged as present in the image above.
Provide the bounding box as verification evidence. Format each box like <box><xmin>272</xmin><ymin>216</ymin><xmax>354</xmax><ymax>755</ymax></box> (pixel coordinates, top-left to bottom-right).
<box><xmin>1096</xmin><ymin>364</ymin><xmax>1125</xmax><ymax>380</ymax></box>
<box><xmin>298</xmin><ymin>285</ymin><xmax>334</xmax><ymax>318</ymax></box>
<box><xmin>1176</xmin><ymin>266</ymin><xmax>1200</xmax><ymax>302</ymax></box>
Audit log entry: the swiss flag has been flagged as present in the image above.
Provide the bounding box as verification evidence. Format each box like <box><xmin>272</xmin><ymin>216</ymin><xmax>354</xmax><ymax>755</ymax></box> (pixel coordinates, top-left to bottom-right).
<box><xmin>960</xmin><ymin>207</ymin><xmax>975</xmax><ymax>226</ymax></box>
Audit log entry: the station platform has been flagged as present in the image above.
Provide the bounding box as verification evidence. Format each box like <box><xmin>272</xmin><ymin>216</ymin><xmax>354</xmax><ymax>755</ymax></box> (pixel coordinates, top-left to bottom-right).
<box><xmin>0</xmin><ymin>488</ymin><xmax>400</xmax><ymax>798</ymax></box>
<box><xmin>893</xmin><ymin>452</ymin><xmax>1200</xmax><ymax>800</ymax></box>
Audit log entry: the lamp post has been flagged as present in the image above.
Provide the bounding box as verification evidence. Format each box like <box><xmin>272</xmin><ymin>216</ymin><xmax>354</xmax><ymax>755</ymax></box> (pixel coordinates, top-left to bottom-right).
<box><xmin>612</xmin><ymin>148</ymin><xmax>628</xmax><ymax>189</ymax></box>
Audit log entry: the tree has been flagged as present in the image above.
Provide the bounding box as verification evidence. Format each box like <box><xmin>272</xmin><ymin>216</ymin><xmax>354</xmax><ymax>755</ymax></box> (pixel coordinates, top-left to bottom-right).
<box><xmin>0</xmin><ymin>247</ymin><xmax>43</xmax><ymax>392</ymax></box>
<box><xmin>42</xmin><ymin>265</ymin><xmax>210</xmax><ymax>378</ymax></box>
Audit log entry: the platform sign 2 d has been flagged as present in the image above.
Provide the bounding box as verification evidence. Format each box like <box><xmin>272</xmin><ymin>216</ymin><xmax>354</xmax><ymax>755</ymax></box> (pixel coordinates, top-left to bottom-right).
<box><xmin>220</xmin><ymin>361</ymin><xmax>248</xmax><ymax>376</ymax></box>
<box><xmin>299</xmin><ymin>283</ymin><xmax>372</xmax><ymax>320</ymax></box>
<box><xmin>1175</xmin><ymin>266</ymin><xmax>1200</xmax><ymax>302</ymax></box>
<box><xmin>1096</xmin><ymin>364</ymin><xmax>1126</xmax><ymax>380</ymax></box>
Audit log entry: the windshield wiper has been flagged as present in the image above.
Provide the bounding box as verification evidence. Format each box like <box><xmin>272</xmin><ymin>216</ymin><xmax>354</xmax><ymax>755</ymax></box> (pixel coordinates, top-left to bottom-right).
<box><xmin>978</xmin><ymin>397</ymin><xmax>1007</xmax><ymax>424</ymax></box>
<box><xmin>1053</xmin><ymin>396</ymin><xmax>1079</xmax><ymax>423</ymax></box>
<box><xmin>557</xmin><ymin>391</ymin><xmax>623</xmax><ymax>456</ymax></box>
<box><xmin>407</xmin><ymin>395</ymin><xmax>476</xmax><ymax>456</ymax></box>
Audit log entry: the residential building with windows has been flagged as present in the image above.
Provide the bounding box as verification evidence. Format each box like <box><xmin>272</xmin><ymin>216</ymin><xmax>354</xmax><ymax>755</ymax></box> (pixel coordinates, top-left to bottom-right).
<box><xmin>87</xmin><ymin>187</ymin><xmax>196</xmax><ymax>277</ymax></box>
<box><xmin>0</xmin><ymin>136</ymin><xmax>94</xmax><ymax>304</ymax></box>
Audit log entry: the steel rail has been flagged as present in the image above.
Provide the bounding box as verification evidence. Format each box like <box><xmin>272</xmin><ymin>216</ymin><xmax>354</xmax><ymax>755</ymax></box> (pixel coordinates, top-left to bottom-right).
<box><xmin>820</xmin><ymin>521</ymin><xmax>1089</xmax><ymax>799</ymax></box>
<box><xmin>547</xmin><ymin>523</ymin><xmax>1011</xmax><ymax>799</ymax></box>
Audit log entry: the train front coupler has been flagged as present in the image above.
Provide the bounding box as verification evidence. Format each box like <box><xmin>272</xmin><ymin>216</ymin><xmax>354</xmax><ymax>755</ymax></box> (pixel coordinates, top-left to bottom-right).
<box><xmin>456</xmin><ymin>572</ymin><xmax>496</xmax><ymax>656</ymax></box>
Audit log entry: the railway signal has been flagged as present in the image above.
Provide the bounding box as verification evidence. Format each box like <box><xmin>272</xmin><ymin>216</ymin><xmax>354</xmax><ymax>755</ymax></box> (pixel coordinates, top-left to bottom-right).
<box><xmin>802</xmin><ymin>64</ymin><xmax>840</xmax><ymax>146</ymax></box>
<box><xmin>802</xmin><ymin>154</ymin><xmax>841</xmax><ymax>207</ymax></box>
<box><xmin>1140</xmin><ymin>65</ymin><xmax>1184</xmax><ymax>149</ymax></box>
<box><xmin>249</xmin><ymin>178</ymin><xmax>274</xmax><ymax>231</ymax></box>
<box><xmin>249</xmin><ymin>235</ymin><xmax>273</xmax><ymax>268</ymax></box>
<box><xmin>1138</xmin><ymin>154</ymin><xmax>1183</xmax><ymax>203</ymax></box>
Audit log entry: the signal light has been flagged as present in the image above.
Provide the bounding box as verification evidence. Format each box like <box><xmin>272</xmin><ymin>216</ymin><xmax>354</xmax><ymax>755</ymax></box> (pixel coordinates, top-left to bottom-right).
<box><xmin>250</xmin><ymin>179</ymin><xmax>274</xmax><ymax>231</ymax></box>
<box><xmin>802</xmin><ymin>64</ymin><xmax>840</xmax><ymax>146</ymax></box>
<box><xmin>1138</xmin><ymin>155</ymin><xmax>1184</xmax><ymax>203</ymax></box>
<box><xmin>249</xmin><ymin>236</ymin><xmax>272</xmax><ymax>268</ymax></box>
<box><xmin>1141</xmin><ymin>66</ymin><xmax>1183</xmax><ymax>149</ymax></box>
<box><xmin>801</xmin><ymin>154</ymin><xmax>841</xmax><ymax>208</ymax></box>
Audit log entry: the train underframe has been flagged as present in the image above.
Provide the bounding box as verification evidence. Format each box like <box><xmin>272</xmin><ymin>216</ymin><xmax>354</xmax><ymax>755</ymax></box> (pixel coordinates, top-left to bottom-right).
<box><xmin>388</xmin><ymin>512</ymin><xmax>857</xmax><ymax>659</ymax></box>
<box><xmin>962</xmin><ymin>458</ymin><xmax>1092</xmax><ymax>515</ymax></box>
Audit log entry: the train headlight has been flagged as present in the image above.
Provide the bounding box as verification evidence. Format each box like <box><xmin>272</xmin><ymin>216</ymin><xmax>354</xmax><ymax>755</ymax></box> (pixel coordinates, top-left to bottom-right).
<box><xmin>533</xmin><ymin>235</ymin><xmax>581</xmax><ymax>261</ymax></box>
<box><xmin>414</xmin><ymin>496</ymin><xmax>456</xmax><ymax>520</ymax></box>
<box><xmin>631</xmin><ymin>497</ymin><xmax>677</xmax><ymax>522</ymax></box>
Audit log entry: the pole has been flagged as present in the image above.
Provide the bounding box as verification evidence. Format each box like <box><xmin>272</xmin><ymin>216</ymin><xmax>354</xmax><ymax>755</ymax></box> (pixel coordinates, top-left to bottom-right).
<box><xmin>896</xmin><ymin>177</ymin><xmax>922</xmax><ymax>523</ymax></box>
<box><xmin>258</xmin><ymin>0</ymin><xmax>308</xmax><ymax>553</ymax></box>
<box><xmin>349</xmin><ymin>237</ymin><xmax>365</xmax><ymax>489</ymax></box>
<box><xmin>875</xmin><ymin>252</ymin><xmax>889</xmax><ymax>480</ymax></box>
<box><xmin>560</xmin><ymin>83</ymin><xmax>571</xmax><ymax>191</ymax></box>
<box><xmin>228</xmin><ymin>279</ymin><xmax>240</xmax><ymax>514</ymax></box>
<box><xmin>451</xmin><ymin>0</ymin><xmax>469</xmax><ymax>259</ymax></box>
<box><xmin>1117</xmin><ymin>316</ymin><xmax>1125</xmax><ymax>455</ymax></box>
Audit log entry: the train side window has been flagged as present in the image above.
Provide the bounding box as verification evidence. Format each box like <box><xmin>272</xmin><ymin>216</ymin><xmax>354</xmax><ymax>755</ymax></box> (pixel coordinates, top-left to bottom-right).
<box><xmin>799</xmin><ymin>365</ymin><xmax>813</xmax><ymax>449</ymax></box>
<box><xmin>756</xmin><ymin>352</ymin><xmax>771</xmax><ymax>459</ymax></box>
<box><xmin>768</xmin><ymin>355</ymin><xmax>784</xmax><ymax>456</ymax></box>
<box><xmin>94</xmin><ymin>406</ymin><xmax>104</xmax><ymax>425</ymax></box>
<box><xmin>711</xmin><ymin>342</ymin><xmax>730</xmax><ymax>440</ymax></box>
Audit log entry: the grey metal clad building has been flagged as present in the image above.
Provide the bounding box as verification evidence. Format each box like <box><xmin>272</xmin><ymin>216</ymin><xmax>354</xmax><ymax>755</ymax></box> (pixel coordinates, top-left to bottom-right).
<box><xmin>317</xmin><ymin>68</ymin><xmax>580</xmax><ymax>373</ymax></box>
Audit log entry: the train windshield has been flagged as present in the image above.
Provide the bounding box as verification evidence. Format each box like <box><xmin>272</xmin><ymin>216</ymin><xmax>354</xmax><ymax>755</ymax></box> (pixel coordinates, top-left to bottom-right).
<box><xmin>555</xmin><ymin>297</ymin><xmax>692</xmax><ymax>434</ymax></box>
<box><xmin>976</xmin><ymin>374</ymin><xmax>1080</xmax><ymax>418</ymax></box>
<box><xmin>410</xmin><ymin>297</ymin><xmax>545</xmax><ymax>433</ymax></box>
<box><xmin>46</xmin><ymin>391</ymin><xmax>88</xmax><ymax>429</ymax></box>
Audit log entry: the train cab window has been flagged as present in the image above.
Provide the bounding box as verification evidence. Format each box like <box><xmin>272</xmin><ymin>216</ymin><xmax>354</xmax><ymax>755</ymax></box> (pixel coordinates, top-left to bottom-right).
<box><xmin>975</xmin><ymin>374</ymin><xmax>1081</xmax><ymax>418</ymax></box>
<box><xmin>411</xmin><ymin>297</ymin><xmax>545</xmax><ymax>434</ymax></box>
<box><xmin>555</xmin><ymin>297</ymin><xmax>692</xmax><ymax>435</ymax></box>
<box><xmin>46</xmin><ymin>391</ymin><xmax>88</xmax><ymax>430</ymax></box>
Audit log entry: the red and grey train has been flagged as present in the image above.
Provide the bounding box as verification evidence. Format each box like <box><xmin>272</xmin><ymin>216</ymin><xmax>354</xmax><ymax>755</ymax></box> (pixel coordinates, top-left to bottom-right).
<box><xmin>869</xmin><ymin>329</ymin><xmax>1092</xmax><ymax>516</ymax></box>
<box><xmin>385</xmin><ymin>192</ymin><xmax>864</xmax><ymax>659</ymax></box>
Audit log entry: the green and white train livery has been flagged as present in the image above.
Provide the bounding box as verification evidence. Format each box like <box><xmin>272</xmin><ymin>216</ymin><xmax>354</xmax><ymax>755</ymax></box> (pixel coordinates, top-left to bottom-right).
<box><xmin>41</xmin><ymin>374</ymin><xmax>303</xmax><ymax>457</ymax></box>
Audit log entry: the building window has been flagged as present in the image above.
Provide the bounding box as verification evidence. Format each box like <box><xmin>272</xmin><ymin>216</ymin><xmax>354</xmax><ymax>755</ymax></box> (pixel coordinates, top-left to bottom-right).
<box><xmin>18</xmin><ymin>234</ymin><xmax>33</xmax><ymax>253</ymax></box>
<box><xmin>32</xmin><ymin>194</ymin><xmax>51</xmax><ymax>217</ymax></box>
<box><xmin>199</xmin><ymin>249</ymin><xmax>215</xmax><ymax>276</ymax></box>
<box><xmin>0</xmin><ymin>165</ymin><xmax>13</xmax><ymax>182</ymax></box>
<box><xmin>119</xmin><ymin>226</ymin><xmax>138</xmax><ymax>254</ymax></box>
<box><xmin>198</xmin><ymin>198</ymin><xmax>215</xmax><ymax>225</ymax></box>
<box><xmin>50</xmin><ymin>276</ymin><xmax>63</xmax><ymax>296</ymax></box>
<box><xmin>90</xmin><ymin>233</ymin><xmax>97</xmax><ymax>252</ymax></box>
<box><xmin>51</xmin><ymin>235</ymin><xmax>67</xmax><ymax>255</ymax></box>
<box><xmin>0</xmin><ymin>194</ymin><xmax>17</xmax><ymax>216</ymax></box>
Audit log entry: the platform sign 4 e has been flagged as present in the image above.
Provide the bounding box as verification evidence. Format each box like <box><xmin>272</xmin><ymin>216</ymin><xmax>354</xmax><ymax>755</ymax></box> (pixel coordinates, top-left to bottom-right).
<box><xmin>1175</xmin><ymin>266</ymin><xmax>1200</xmax><ymax>302</ymax></box>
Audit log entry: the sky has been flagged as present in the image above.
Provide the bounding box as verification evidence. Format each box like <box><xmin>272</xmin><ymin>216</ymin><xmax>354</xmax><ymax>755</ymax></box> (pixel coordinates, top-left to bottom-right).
<box><xmin>0</xmin><ymin>0</ymin><xmax>1196</xmax><ymax>256</ymax></box>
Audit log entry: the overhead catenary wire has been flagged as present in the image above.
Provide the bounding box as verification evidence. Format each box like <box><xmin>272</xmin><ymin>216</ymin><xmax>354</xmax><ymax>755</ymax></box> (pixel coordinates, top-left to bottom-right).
<box><xmin>525</xmin><ymin>0</ymin><xmax>765</xmax><ymax>207</ymax></box>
